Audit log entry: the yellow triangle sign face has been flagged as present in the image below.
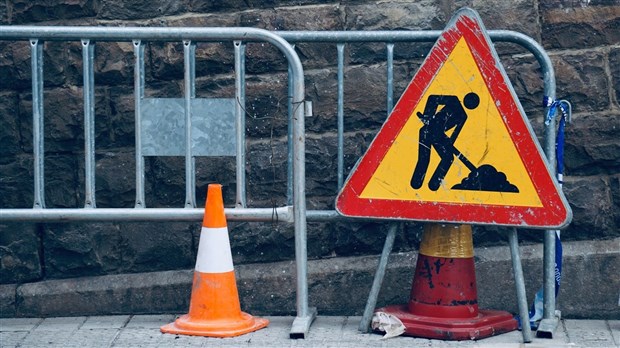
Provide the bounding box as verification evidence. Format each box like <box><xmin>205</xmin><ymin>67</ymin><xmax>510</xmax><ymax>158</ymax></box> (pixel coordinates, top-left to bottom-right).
<box><xmin>336</xmin><ymin>8</ymin><xmax>571</xmax><ymax>228</ymax></box>
<box><xmin>361</xmin><ymin>37</ymin><xmax>541</xmax><ymax>207</ymax></box>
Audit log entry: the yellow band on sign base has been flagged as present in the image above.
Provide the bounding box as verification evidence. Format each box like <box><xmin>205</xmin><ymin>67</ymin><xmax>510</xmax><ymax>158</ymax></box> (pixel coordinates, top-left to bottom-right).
<box><xmin>419</xmin><ymin>224</ymin><xmax>474</xmax><ymax>258</ymax></box>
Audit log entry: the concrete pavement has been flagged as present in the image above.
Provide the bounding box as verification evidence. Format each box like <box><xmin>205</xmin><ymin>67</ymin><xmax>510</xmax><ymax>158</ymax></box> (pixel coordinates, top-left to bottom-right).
<box><xmin>1</xmin><ymin>315</ymin><xmax>618</xmax><ymax>347</ymax></box>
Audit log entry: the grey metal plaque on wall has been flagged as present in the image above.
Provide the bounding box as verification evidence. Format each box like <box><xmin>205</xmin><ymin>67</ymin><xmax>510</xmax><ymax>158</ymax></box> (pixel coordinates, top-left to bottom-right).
<box><xmin>140</xmin><ymin>98</ymin><xmax>236</xmax><ymax>156</ymax></box>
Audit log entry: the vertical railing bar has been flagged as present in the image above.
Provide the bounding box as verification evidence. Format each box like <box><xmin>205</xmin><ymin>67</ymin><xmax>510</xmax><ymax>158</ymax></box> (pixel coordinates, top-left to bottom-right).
<box><xmin>133</xmin><ymin>39</ymin><xmax>146</xmax><ymax>208</ymax></box>
<box><xmin>386</xmin><ymin>43</ymin><xmax>394</xmax><ymax>114</ymax></box>
<box><xmin>183</xmin><ymin>40</ymin><xmax>196</xmax><ymax>208</ymax></box>
<box><xmin>234</xmin><ymin>41</ymin><xmax>247</xmax><ymax>208</ymax></box>
<box><xmin>336</xmin><ymin>43</ymin><xmax>345</xmax><ymax>190</ymax></box>
<box><xmin>82</xmin><ymin>39</ymin><xmax>96</xmax><ymax>209</ymax></box>
<box><xmin>286</xmin><ymin>44</ymin><xmax>296</xmax><ymax>205</ymax></box>
<box><xmin>31</xmin><ymin>38</ymin><xmax>45</xmax><ymax>209</ymax></box>
<box><xmin>290</xmin><ymin>45</ymin><xmax>312</xmax><ymax>329</ymax></box>
<box><xmin>536</xmin><ymin>38</ymin><xmax>559</xmax><ymax>331</ymax></box>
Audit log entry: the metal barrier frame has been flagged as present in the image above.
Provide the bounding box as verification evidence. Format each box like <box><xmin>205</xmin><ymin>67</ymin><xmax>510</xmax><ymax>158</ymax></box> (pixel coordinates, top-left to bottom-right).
<box><xmin>0</xmin><ymin>25</ymin><xmax>316</xmax><ymax>337</ymax></box>
<box><xmin>277</xmin><ymin>30</ymin><xmax>561</xmax><ymax>340</ymax></box>
<box><xmin>0</xmin><ymin>27</ymin><xmax>562</xmax><ymax>339</ymax></box>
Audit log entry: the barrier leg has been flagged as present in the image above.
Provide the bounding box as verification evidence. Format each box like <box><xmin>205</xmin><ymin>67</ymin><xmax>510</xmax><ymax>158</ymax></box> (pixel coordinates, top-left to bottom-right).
<box><xmin>358</xmin><ymin>222</ymin><xmax>398</xmax><ymax>332</ymax></box>
<box><xmin>290</xmin><ymin>308</ymin><xmax>317</xmax><ymax>339</ymax></box>
<box><xmin>537</xmin><ymin>228</ymin><xmax>560</xmax><ymax>338</ymax></box>
<box><xmin>508</xmin><ymin>228</ymin><xmax>533</xmax><ymax>343</ymax></box>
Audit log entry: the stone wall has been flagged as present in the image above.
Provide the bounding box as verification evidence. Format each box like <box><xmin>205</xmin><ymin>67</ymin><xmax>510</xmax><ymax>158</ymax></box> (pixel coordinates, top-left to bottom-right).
<box><xmin>1</xmin><ymin>1</ymin><xmax>619</xmax><ymax>288</ymax></box>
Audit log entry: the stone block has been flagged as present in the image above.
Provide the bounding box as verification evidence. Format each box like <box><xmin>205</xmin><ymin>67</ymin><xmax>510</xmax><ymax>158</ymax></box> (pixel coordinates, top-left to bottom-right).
<box><xmin>559</xmin><ymin>241</ymin><xmax>620</xmax><ymax>319</ymax></box>
<box><xmin>44</xmin><ymin>154</ymin><xmax>80</xmax><ymax>208</ymax></box>
<box><xmin>344</xmin><ymin>2</ymin><xmax>442</xmax><ymax>65</ymax></box>
<box><xmin>0</xmin><ymin>92</ymin><xmax>22</xmax><ymax>162</ymax></box>
<box><xmin>187</xmin><ymin>0</ymin><xmax>250</xmax><ymax>13</ymax></box>
<box><xmin>105</xmin><ymin>86</ymin><xmax>136</xmax><ymax>148</ymax></box>
<box><xmin>243</xmin><ymin>73</ymin><xmax>289</xmax><ymax>138</ymax></box>
<box><xmin>118</xmin><ymin>222</ymin><xmax>194</xmax><ymax>274</ymax></box>
<box><xmin>242</xmin><ymin>5</ymin><xmax>343</xmax><ymax>31</ymax></box>
<box><xmin>501</xmin><ymin>55</ymin><xmax>549</xmax><ymax>121</ymax></box>
<box><xmin>93</xmin><ymin>42</ymin><xmax>134</xmax><ymax>86</ymax></box>
<box><xmin>160</xmin><ymin>12</ymin><xmax>238</xmax><ymax>27</ymax></box>
<box><xmin>194</xmin><ymin>158</ymin><xmax>237</xmax><ymax>205</ymax></box>
<box><xmin>0</xmin><ymin>156</ymin><xmax>34</xmax><ymax>208</ymax></box>
<box><xmin>94</xmin><ymin>151</ymin><xmax>135</xmax><ymax>209</ymax></box>
<box><xmin>611</xmin><ymin>47</ymin><xmax>620</xmax><ymax>109</ymax></box>
<box><xmin>465</xmin><ymin>0</ymin><xmax>541</xmax><ymax>41</ymax></box>
<box><xmin>541</xmin><ymin>4</ymin><xmax>620</xmax><ymax>49</ymax></box>
<box><xmin>19</xmin><ymin>88</ymin><xmax>84</xmax><ymax>154</ymax></box>
<box><xmin>5</xmin><ymin>0</ymin><xmax>98</xmax><ymax>24</ymax></box>
<box><xmin>0</xmin><ymin>1</ymin><xmax>7</xmax><ymax>24</ymax></box>
<box><xmin>563</xmin><ymin>176</ymin><xmax>617</xmax><ymax>240</ymax></box>
<box><xmin>305</xmin><ymin>137</ymin><xmax>339</xmax><ymax>197</ymax></box>
<box><xmin>43</xmin><ymin>223</ymin><xmax>122</xmax><ymax>279</ymax></box>
<box><xmin>332</xmin><ymin>221</ymin><xmax>410</xmax><ymax>257</ymax></box>
<box><xmin>0</xmin><ymin>284</ymin><xmax>17</xmax><ymax>317</ymax></box>
<box><xmin>243</xmin><ymin>42</ymin><xmax>288</xmax><ymax>76</ymax></box>
<box><xmin>98</xmin><ymin>0</ymin><xmax>186</xmax><ymax>20</ymax></box>
<box><xmin>341</xmin><ymin>65</ymin><xmax>389</xmax><ymax>130</ymax></box>
<box><xmin>565</xmin><ymin>113</ymin><xmax>620</xmax><ymax>175</ymax></box>
<box><xmin>229</xmin><ymin>222</ymin><xmax>295</xmax><ymax>264</ymax></box>
<box><xmin>41</xmin><ymin>41</ymin><xmax>82</xmax><ymax>88</ymax></box>
<box><xmin>305</xmin><ymin>64</ymin><xmax>414</xmax><ymax>134</ymax></box>
<box><xmin>238</xmin><ymin>5</ymin><xmax>344</xmax><ymax>73</ymax></box>
<box><xmin>0</xmin><ymin>223</ymin><xmax>41</xmax><ymax>284</ymax></box>
<box><xmin>246</xmin><ymin>139</ymin><xmax>288</xmax><ymax>203</ymax></box>
<box><xmin>140</xmin><ymin>156</ymin><xmax>236</xmax><ymax>209</ymax></box>
<box><xmin>0</xmin><ymin>42</ymin><xmax>32</xmax><ymax>92</ymax></box>
<box><xmin>610</xmin><ymin>174</ymin><xmax>620</xmax><ymax>228</ymax></box>
<box><xmin>345</xmin><ymin>1</ymin><xmax>444</xmax><ymax>31</ymax></box>
<box><xmin>552</xmin><ymin>51</ymin><xmax>610</xmax><ymax>112</ymax></box>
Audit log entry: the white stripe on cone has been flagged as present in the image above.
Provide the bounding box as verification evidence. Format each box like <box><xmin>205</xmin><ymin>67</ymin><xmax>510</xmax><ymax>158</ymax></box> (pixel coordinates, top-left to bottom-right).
<box><xmin>195</xmin><ymin>226</ymin><xmax>234</xmax><ymax>273</ymax></box>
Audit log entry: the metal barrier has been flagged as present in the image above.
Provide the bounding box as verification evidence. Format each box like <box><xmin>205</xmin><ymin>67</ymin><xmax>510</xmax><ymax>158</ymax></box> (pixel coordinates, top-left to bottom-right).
<box><xmin>0</xmin><ymin>27</ymin><xmax>562</xmax><ymax>339</ymax></box>
<box><xmin>276</xmin><ymin>30</ymin><xmax>562</xmax><ymax>339</ymax></box>
<box><xmin>0</xmin><ymin>26</ymin><xmax>316</xmax><ymax>337</ymax></box>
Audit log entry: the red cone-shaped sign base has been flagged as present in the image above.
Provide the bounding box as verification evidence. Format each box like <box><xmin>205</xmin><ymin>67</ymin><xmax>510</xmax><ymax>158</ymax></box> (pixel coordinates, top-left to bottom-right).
<box><xmin>377</xmin><ymin>305</ymin><xmax>518</xmax><ymax>341</ymax></box>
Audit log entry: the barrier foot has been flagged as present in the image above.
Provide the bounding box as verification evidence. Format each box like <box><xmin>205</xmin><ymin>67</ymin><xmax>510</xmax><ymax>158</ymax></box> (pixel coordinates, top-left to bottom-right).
<box><xmin>289</xmin><ymin>307</ymin><xmax>317</xmax><ymax>339</ymax></box>
<box><xmin>536</xmin><ymin>314</ymin><xmax>560</xmax><ymax>338</ymax></box>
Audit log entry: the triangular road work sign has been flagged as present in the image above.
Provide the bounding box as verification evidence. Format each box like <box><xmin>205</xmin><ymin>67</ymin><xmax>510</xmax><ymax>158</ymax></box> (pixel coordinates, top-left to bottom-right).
<box><xmin>336</xmin><ymin>8</ymin><xmax>572</xmax><ymax>228</ymax></box>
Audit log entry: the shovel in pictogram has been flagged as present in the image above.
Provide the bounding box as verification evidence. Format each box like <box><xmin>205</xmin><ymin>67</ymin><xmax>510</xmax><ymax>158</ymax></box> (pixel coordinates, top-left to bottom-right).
<box><xmin>448</xmin><ymin>143</ymin><xmax>519</xmax><ymax>193</ymax></box>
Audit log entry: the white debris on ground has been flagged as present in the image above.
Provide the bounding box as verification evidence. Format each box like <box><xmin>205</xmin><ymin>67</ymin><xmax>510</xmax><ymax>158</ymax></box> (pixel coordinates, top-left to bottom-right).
<box><xmin>371</xmin><ymin>311</ymin><xmax>406</xmax><ymax>339</ymax></box>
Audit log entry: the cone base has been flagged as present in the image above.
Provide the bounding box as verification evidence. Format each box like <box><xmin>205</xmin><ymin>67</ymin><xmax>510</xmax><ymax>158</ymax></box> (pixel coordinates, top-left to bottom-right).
<box><xmin>376</xmin><ymin>304</ymin><xmax>518</xmax><ymax>341</ymax></box>
<box><xmin>160</xmin><ymin>312</ymin><xmax>269</xmax><ymax>338</ymax></box>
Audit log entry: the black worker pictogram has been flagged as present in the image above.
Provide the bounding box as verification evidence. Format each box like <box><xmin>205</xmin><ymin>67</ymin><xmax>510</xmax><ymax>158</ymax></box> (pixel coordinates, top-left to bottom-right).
<box><xmin>410</xmin><ymin>92</ymin><xmax>519</xmax><ymax>193</ymax></box>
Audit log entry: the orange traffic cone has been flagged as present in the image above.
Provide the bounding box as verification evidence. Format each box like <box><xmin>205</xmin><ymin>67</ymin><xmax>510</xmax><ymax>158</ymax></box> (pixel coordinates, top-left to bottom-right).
<box><xmin>374</xmin><ymin>224</ymin><xmax>517</xmax><ymax>340</ymax></box>
<box><xmin>161</xmin><ymin>184</ymin><xmax>269</xmax><ymax>337</ymax></box>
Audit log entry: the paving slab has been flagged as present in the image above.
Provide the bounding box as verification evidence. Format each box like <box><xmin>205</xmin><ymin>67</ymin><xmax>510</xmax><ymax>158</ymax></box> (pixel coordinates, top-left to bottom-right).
<box><xmin>65</xmin><ymin>328</ymin><xmax>121</xmax><ymax>348</ymax></box>
<box><xmin>0</xmin><ymin>317</ymin><xmax>42</xmax><ymax>331</ymax></box>
<box><xmin>81</xmin><ymin>315</ymin><xmax>130</xmax><ymax>329</ymax></box>
<box><xmin>124</xmin><ymin>314</ymin><xmax>176</xmax><ymax>329</ymax></box>
<box><xmin>110</xmin><ymin>327</ymin><xmax>162</xmax><ymax>347</ymax></box>
<box><xmin>34</xmin><ymin>316</ymin><xmax>86</xmax><ymax>331</ymax></box>
<box><xmin>610</xmin><ymin>320</ymin><xmax>620</xmax><ymax>346</ymax></box>
<box><xmin>0</xmin><ymin>331</ymin><xmax>29</xmax><ymax>348</ymax></box>
<box><xmin>564</xmin><ymin>319</ymin><xmax>617</xmax><ymax>347</ymax></box>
